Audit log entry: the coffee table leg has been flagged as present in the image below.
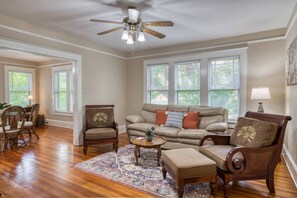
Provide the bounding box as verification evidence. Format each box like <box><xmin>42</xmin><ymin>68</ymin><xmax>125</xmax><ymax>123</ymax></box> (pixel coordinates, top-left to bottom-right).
<box><xmin>157</xmin><ymin>146</ymin><xmax>161</xmax><ymax>166</ymax></box>
<box><xmin>135</xmin><ymin>146</ymin><xmax>139</xmax><ymax>166</ymax></box>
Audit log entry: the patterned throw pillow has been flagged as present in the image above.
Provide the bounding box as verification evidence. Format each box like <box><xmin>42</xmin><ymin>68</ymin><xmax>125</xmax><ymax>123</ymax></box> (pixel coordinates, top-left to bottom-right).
<box><xmin>87</xmin><ymin>108</ymin><xmax>114</xmax><ymax>128</ymax></box>
<box><xmin>230</xmin><ymin>117</ymin><xmax>278</xmax><ymax>148</ymax></box>
<box><xmin>165</xmin><ymin>111</ymin><xmax>184</xmax><ymax>129</ymax></box>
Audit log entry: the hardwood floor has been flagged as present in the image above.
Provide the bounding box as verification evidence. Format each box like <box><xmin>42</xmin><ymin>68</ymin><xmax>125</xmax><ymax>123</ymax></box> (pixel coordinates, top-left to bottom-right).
<box><xmin>0</xmin><ymin>126</ymin><xmax>296</xmax><ymax>198</ymax></box>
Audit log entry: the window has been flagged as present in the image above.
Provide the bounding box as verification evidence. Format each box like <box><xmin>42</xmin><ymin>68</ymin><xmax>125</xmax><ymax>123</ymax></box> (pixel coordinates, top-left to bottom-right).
<box><xmin>175</xmin><ymin>61</ymin><xmax>200</xmax><ymax>105</ymax></box>
<box><xmin>208</xmin><ymin>57</ymin><xmax>240</xmax><ymax>119</ymax></box>
<box><xmin>144</xmin><ymin>48</ymin><xmax>247</xmax><ymax>120</ymax></box>
<box><xmin>147</xmin><ymin>64</ymin><xmax>169</xmax><ymax>104</ymax></box>
<box><xmin>4</xmin><ymin>66</ymin><xmax>35</xmax><ymax>106</ymax></box>
<box><xmin>52</xmin><ymin>66</ymin><xmax>73</xmax><ymax>113</ymax></box>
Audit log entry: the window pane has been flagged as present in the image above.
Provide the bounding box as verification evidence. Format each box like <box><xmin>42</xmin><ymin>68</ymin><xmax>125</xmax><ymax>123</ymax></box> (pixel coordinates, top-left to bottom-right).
<box><xmin>209</xmin><ymin>90</ymin><xmax>239</xmax><ymax>119</ymax></box>
<box><xmin>177</xmin><ymin>90</ymin><xmax>200</xmax><ymax>105</ymax></box>
<box><xmin>150</xmin><ymin>91</ymin><xmax>168</xmax><ymax>104</ymax></box>
<box><xmin>54</xmin><ymin>70</ymin><xmax>68</xmax><ymax>112</ymax></box>
<box><xmin>176</xmin><ymin>61</ymin><xmax>200</xmax><ymax>90</ymax></box>
<box><xmin>148</xmin><ymin>64</ymin><xmax>168</xmax><ymax>90</ymax></box>
<box><xmin>209</xmin><ymin>58</ymin><xmax>239</xmax><ymax>90</ymax></box>
<box><xmin>8</xmin><ymin>71</ymin><xmax>32</xmax><ymax>106</ymax></box>
<box><xmin>58</xmin><ymin>91</ymin><xmax>67</xmax><ymax>111</ymax></box>
<box><xmin>58</xmin><ymin>72</ymin><xmax>67</xmax><ymax>91</ymax></box>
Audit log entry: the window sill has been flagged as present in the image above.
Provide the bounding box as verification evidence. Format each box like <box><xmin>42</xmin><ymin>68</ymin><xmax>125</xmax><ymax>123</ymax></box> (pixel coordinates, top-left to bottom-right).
<box><xmin>52</xmin><ymin>111</ymin><xmax>73</xmax><ymax>117</ymax></box>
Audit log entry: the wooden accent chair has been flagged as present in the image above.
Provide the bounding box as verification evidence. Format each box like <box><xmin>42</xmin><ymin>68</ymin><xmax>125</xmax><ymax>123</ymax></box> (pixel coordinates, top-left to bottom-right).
<box><xmin>83</xmin><ymin>105</ymin><xmax>118</xmax><ymax>155</ymax></box>
<box><xmin>0</xmin><ymin>106</ymin><xmax>27</xmax><ymax>151</ymax></box>
<box><xmin>199</xmin><ymin>111</ymin><xmax>292</xmax><ymax>197</ymax></box>
<box><xmin>23</xmin><ymin>103</ymin><xmax>40</xmax><ymax>139</ymax></box>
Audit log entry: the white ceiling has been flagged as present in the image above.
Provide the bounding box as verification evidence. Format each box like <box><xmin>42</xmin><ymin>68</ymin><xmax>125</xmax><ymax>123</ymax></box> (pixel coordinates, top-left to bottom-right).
<box><xmin>0</xmin><ymin>49</ymin><xmax>56</xmax><ymax>62</ymax></box>
<box><xmin>0</xmin><ymin>0</ymin><xmax>296</xmax><ymax>53</ymax></box>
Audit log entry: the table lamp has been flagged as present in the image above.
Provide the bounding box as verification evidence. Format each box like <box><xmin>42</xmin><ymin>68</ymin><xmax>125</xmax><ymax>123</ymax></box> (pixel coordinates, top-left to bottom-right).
<box><xmin>28</xmin><ymin>95</ymin><xmax>33</xmax><ymax>106</ymax></box>
<box><xmin>251</xmin><ymin>86</ymin><xmax>271</xmax><ymax>113</ymax></box>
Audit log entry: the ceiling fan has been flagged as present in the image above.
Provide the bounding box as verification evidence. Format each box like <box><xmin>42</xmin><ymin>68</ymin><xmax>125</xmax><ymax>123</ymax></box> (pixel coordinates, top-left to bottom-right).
<box><xmin>90</xmin><ymin>6</ymin><xmax>174</xmax><ymax>44</ymax></box>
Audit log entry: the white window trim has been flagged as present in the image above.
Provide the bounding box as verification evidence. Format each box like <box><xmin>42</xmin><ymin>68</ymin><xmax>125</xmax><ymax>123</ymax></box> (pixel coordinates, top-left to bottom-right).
<box><xmin>4</xmin><ymin>65</ymin><xmax>36</xmax><ymax>105</ymax></box>
<box><xmin>143</xmin><ymin>48</ymin><xmax>247</xmax><ymax>118</ymax></box>
<box><xmin>52</xmin><ymin>65</ymin><xmax>73</xmax><ymax>115</ymax></box>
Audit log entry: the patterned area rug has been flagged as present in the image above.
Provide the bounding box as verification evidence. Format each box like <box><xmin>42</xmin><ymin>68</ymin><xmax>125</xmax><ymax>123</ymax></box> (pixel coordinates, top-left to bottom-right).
<box><xmin>75</xmin><ymin>145</ymin><xmax>212</xmax><ymax>198</ymax></box>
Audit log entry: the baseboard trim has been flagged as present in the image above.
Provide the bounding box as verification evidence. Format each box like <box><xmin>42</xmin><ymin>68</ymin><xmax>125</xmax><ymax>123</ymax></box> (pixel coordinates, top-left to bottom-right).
<box><xmin>118</xmin><ymin>125</ymin><xmax>126</xmax><ymax>134</ymax></box>
<box><xmin>45</xmin><ymin>119</ymin><xmax>73</xmax><ymax>129</ymax></box>
<box><xmin>282</xmin><ymin>144</ymin><xmax>297</xmax><ymax>188</ymax></box>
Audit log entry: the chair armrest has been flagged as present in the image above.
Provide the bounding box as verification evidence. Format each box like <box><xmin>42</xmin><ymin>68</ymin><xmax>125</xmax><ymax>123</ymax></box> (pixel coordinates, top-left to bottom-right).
<box><xmin>125</xmin><ymin>115</ymin><xmax>145</xmax><ymax>124</ymax></box>
<box><xmin>226</xmin><ymin>145</ymin><xmax>278</xmax><ymax>174</ymax></box>
<box><xmin>205</xmin><ymin>122</ymin><xmax>228</xmax><ymax>133</ymax></box>
<box><xmin>113</xmin><ymin>122</ymin><xmax>119</xmax><ymax>132</ymax></box>
<box><xmin>199</xmin><ymin>135</ymin><xmax>230</xmax><ymax>146</ymax></box>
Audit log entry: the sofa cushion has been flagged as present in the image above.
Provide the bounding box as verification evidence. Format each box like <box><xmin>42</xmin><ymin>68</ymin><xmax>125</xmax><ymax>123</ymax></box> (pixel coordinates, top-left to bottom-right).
<box><xmin>178</xmin><ymin>129</ymin><xmax>213</xmax><ymax>139</ymax></box>
<box><xmin>125</xmin><ymin>115</ymin><xmax>145</xmax><ymax>123</ymax></box>
<box><xmin>142</xmin><ymin>103</ymin><xmax>167</xmax><ymax>112</ymax></box>
<box><xmin>128</xmin><ymin>123</ymin><xmax>158</xmax><ymax>132</ymax></box>
<box><xmin>199</xmin><ymin>144</ymin><xmax>244</xmax><ymax>171</ymax></box>
<box><xmin>168</xmin><ymin>105</ymin><xmax>189</xmax><ymax>112</ymax></box>
<box><xmin>183</xmin><ymin>111</ymin><xmax>199</xmax><ymax>129</ymax></box>
<box><xmin>230</xmin><ymin>117</ymin><xmax>278</xmax><ymax>148</ymax></box>
<box><xmin>206</xmin><ymin>122</ymin><xmax>228</xmax><ymax>132</ymax></box>
<box><xmin>155</xmin><ymin>126</ymin><xmax>180</xmax><ymax>138</ymax></box>
<box><xmin>140</xmin><ymin>110</ymin><xmax>156</xmax><ymax>123</ymax></box>
<box><xmin>199</xmin><ymin>115</ymin><xmax>224</xmax><ymax>129</ymax></box>
<box><xmin>155</xmin><ymin>110</ymin><xmax>167</xmax><ymax>125</ymax></box>
<box><xmin>178</xmin><ymin>138</ymin><xmax>213</xmax><ymax>146</ymax></box>
<box><xmin>165</xmin><ymin>111</ymin><xmax>184</xmax><ymax>129</ymax></box>
<box><xmin>189</xmin><ymin>107</ymin><xmax>224</xmax><ymax>116</ymax></box>
<box><xmin>85</xmin><ymin>128</ymin><xmax>116</xmax><ymax>140</ymax></box>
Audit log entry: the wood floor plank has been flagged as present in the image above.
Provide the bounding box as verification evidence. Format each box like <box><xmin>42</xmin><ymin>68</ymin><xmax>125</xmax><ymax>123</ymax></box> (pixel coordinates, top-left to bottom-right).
<box><xmin>0</xmin><ymin>126</ymin><xmax>296</xmax><ymax>197</ymax></box>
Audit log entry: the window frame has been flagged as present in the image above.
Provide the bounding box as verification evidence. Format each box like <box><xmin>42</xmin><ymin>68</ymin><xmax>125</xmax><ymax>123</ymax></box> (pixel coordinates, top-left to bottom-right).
<box><xmin>4</xmin><ymin>65</ymin><xmax>36</xmax><ymax>106</ymax></box>
<box><xmin>143</xmin><ymin>48</ymin><xmax>247</xmax><ymax>120</ymax></box>
<box><xmin>52</xmin><ymin>65</ymin><xmax>73</xmax><ymax>115</ymax></box>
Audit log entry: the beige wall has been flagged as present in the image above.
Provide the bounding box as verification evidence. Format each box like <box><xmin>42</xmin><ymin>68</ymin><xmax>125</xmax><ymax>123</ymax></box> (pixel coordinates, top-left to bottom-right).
<box><xmin>285</xmin><ymin>15</ymin><xmax>297</xmax><ymax>166</ymax></box>
<box><xmin>0</xmin><ymin>16</ymin><xmax>128</xmax><ymax>126</ymax></box>
<box><xmin>127</xmin><ymin>40</ymin><xmax>286</xmax><ymax>116</ymax></box>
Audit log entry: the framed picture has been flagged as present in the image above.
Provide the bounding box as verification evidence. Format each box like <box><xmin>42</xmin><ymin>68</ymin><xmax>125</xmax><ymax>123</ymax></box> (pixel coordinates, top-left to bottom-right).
<box><xmin>286</xmin><ymin>35</ymin><xmax>297</xmax><ymax>85</ymax></box>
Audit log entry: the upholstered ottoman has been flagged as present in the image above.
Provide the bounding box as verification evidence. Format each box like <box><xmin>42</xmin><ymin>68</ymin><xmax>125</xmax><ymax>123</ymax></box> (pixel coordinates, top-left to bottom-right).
<box><xmin>161</xmin><ymin>148</ymin><xmax>217</xmax><ymax>197</ymax></box>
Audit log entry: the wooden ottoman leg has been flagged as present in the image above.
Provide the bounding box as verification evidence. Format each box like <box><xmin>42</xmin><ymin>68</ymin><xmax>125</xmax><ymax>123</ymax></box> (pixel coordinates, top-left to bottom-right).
<box><xmin>177</xmin><ymin>179</ymin><xmax>185</xmax><ymax>198</ymax></box>
<box><xmin>162</xmin><ymin>167</ymin><xmax>167</xmax><ymax>179</ymax></box>
<box><xmin>210</xmin><ymin>175</ymin><xmax>218</xmax><ymax>195</ymax></box>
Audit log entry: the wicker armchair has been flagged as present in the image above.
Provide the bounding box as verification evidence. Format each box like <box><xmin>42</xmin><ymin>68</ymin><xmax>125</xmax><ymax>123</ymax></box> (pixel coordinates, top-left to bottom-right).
<box><xmin>83</xmin><ymin>105</ymin><xmax>118</xmax><ymax>155</ymax></box>
<box><xmin>0</xmin><ymin>106</ymin><xmax>27</xmax><ymax>150</ymax></box>
<box><xmin>23</xmin><ymin>103</ymin><xmax>40</xmax><ymax>139</ymax></box>
<box><xmin>199</xmin><ymin>111</ymin><xmax>292</xmax><ymax>197</ymax></box>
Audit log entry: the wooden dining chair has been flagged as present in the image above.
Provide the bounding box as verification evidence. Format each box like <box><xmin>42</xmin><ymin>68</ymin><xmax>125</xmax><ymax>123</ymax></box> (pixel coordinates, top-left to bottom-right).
<box><xmin>22</xmin><ymin>103</ymin><xmax>40</xmax><ymax>139</ymax></box>
<box><xmin>0</xmin><ymin>106</ymin><xmax>27</xmax><ymax>151</ymax></box>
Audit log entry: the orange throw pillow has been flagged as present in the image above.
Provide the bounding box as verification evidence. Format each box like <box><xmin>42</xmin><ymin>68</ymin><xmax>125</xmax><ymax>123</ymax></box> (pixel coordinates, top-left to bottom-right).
<box><xmin>155</xmin><ymin>110</ymin><xmax>167</xmax><ymax>125</ymax></box>
<box><xmin>183</xmin><ymin>111</ymin><xmax>199</xmax><ymax>129</ymax></box>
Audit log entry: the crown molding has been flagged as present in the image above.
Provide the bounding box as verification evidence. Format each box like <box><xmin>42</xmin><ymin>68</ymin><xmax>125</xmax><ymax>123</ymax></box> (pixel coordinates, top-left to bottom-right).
<box><xmin>285</xmin><ymin>3</ymin><xmax>297</xmax><ymax>38</ymax></box>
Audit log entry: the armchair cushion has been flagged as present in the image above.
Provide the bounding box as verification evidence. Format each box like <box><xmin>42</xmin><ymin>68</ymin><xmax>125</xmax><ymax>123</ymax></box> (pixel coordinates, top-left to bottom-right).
<box><xmin>199</xmin><ymin>144</ymin><xmax>244</xmax><ymax>171</ymax></box>
<box><xmin>86</xmin><ymin>108</ymin><xmax>114</xmax><ymax>128</ymax></box>
<box><xmin>125</xmin><ymin>115</ymin><xmax>145</xmax><ymax>124</ymax></box>
<box><xmin>85</xmin><ymin>128</ymin><xmax>116</xmax><ymax>140</ymax></box>
<box><xmin>230</xmin><ymin>117</ymin><xmax>278</xmax><ymax>148</ymax></box>
<box><xmin>205</xmin><ymin>122</ymin><xmax>228</xmax><ymax>132</ymax></box>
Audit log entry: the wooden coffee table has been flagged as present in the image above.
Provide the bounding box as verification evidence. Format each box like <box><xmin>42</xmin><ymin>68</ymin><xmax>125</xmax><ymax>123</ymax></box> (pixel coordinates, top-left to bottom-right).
<box><xmin>130</xmin><ymin>137</ymin><xmax>167</xmax><ymax>166</ymax></box>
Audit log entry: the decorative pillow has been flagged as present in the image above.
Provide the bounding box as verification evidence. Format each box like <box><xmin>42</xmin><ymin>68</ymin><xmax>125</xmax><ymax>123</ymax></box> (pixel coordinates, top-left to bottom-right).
<box><xmin>155</xmin><ymin>110</ymin><xmax>168</xmax><ymax>125</ymax></box>
<box><xmin>87</xmin><ymin>108</ymin><xmax>114</xmax><ymax>128</ymax></box>
<box><xmin>165</xmin><ymin>111</ymin><xmax>184</xmax><ymax>129</ymax></box>
<box><xmin>183</xmin><ymin>111</ymin><xmax>199</xmax><ymax>129</ymax></box>
<box><xmin>230</xmin><ymin>117</ymin><xmax>278</xmax><ymax>148</ymax></box>
<box><xmin>206</xmin><ymin>122</ymin><xmax>228</xmax><ymax>132</ymax></box>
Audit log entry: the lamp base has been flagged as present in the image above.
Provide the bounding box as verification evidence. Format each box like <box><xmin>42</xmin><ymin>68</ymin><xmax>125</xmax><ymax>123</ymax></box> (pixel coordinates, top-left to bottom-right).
<box><xmin>257</xmin><ymin>102</ymin><xmax>264</xmax><ymax>113</ymax></box>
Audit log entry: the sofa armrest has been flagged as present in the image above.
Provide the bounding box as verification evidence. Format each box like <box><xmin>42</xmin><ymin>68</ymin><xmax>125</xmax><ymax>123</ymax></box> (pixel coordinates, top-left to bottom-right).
<box><xmin>125</xmin><ymin>115</ymin><xmax>145</xmax><ymax>124</ymax></box>
<box><xmin>205</xmin><ymin>122</ymin><xmax>228</xmax><ymax>133</ymax></box>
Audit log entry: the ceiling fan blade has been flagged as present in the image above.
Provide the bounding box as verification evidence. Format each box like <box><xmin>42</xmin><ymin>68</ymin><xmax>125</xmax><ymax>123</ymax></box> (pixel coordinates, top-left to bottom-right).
<box><xmin>90</xmin><ymin>19</ymin><xmax>123</xmax><ymax>24</ymax></box>
<box><xmin>142</xmin><ymin>21</ymin><xmax>174</xmax><ymax>27</ymax></box>
<box><xmin>97</xmin><ymin>27</ymin><xmax>122</xmax><ymax>35</ymax></box>
<box><xmin>142</xmin><ymin>27</ymin><xmax>165</xmax><ymax>39</ymax></box>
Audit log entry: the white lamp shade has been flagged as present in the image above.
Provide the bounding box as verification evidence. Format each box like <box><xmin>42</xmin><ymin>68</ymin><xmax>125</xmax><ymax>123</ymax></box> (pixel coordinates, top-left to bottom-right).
<box><xmin>28</xmin><ymin>95</ymin><xmax>34</xmax><ymax>100</ymax></box>
<box><xmin>138</xmin><ymin>31</ymin><xmax>145</xmax><ymax>42</ymax></box>
<box><xmin>251</xmin><ymin>87</ymin><xmax>271</xmax><ymax>100</ymax></box>
<box><xmin>128</xmin><ymin>8</ymin><xmax>139</xmax><ymax>23</ymax></box>
<box><xmin>127</xmin><ymin>34</ymin><xmax>134</xmax><ymax>44</ymax></box>
<box><xmin>121</xmin><ymin>30</ymin><xmax>128</xmax><ymax>40</ymax></box>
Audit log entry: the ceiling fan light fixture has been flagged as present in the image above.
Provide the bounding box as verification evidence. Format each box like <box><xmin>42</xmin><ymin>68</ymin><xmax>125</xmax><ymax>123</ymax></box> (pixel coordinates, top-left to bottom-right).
<box><xmin>138</xmin><ymin>31</ymin><xmax>145</xmax><ymax>42</ymax></box>
<box><xmin>128</xmin><ymin>8</ymin><xmax>139</xmax><ymax>23</ymax></box>
<box><xmin>121</xmin><ymin>29</ymin><xmax>129</xmax><ymax>40</ymax></box>
<box><xmin>127</xmin><ymin>34</ymin><xmax>134</xmax><ymax>44</ymax></box>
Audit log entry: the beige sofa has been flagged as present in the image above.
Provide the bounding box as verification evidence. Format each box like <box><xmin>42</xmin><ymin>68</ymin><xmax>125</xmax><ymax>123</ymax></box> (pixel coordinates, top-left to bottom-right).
<box><xmin>125</xmin><ymin>103</ymin><xmax>228</xmax><ymax>149</ymax></box>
